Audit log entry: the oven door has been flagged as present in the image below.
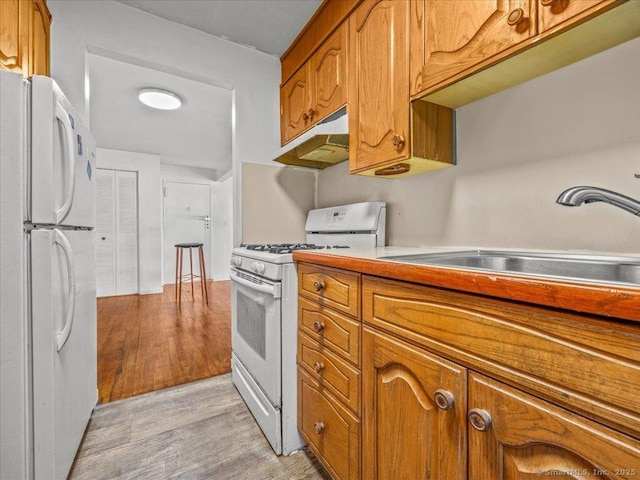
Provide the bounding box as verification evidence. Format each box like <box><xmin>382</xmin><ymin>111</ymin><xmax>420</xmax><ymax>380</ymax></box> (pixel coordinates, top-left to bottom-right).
<box><xmin>230</xmin><ymin>268</ymin><xmax>282</xmax><ymax>407</ymax></box>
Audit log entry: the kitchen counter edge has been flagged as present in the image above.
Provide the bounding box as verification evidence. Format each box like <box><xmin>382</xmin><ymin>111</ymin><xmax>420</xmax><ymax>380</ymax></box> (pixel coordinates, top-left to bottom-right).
<box><xmin>292</xmin><ymin>246</ymin><xmax>640</xmax><ymax>323</ymax></box>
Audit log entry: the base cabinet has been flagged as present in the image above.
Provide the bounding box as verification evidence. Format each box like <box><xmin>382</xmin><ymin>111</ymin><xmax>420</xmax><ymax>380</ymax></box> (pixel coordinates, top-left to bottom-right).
<box><xmin>362</xmin><ymin>327</ymin><xmax>467</xmax><ymax>479</ymax></box>
<box><xmin>298</xmin><ymin>263</ymin><xmax>640</xmax><ymax>479</ymax></box>
<box><xmin>469</xmin><ymin>373</ymin><xmax>640</xmax><ymax>479</ymax></box>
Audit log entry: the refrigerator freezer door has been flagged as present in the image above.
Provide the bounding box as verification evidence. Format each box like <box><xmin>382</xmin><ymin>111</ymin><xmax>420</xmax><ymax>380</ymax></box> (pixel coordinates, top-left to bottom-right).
<box><xmin>31</xmin><ymin>76</ymin><xmax>96</xmax><ymax>228</ymax></box>
<box><xmin>31</xmin><ymin>228</ymin><xmax>97</xmax><ymax>480</ymax></box>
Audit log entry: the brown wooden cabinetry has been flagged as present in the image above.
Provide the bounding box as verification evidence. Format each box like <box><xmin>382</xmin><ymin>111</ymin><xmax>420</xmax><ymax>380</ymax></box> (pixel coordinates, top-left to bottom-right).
<box><xmin>0</xmin><ymin>0</ymin><xmax>51</xmax><ymax>77</ymax></box>
<box><xmin>469</xmin><ymin>372</ymin><xmax>640</xmax><ymax>479</ymax></box>
<box><xmin>413</xmin><ymin>0</ymin><xmax>634</xmax><ymax>107</ymax></box>
<box><xmin>297</xmin><ymin>263</ymin><xmax>361</xmax><ymax>480</ymax></box>
<box><xmin>297</xmin><ymin>259</ymin><xmax>640</xmax><ymax>478</ymax></box>
<box><xmin>348</xmin><ymin>0</ymin><xmax>410</xmax><ymax>174</ymax></box>
<box><xmin>280</xmin><ymin>23</ymin><xmax>348</xmax><ymax>146</ymax></box>
<box><xmin>362</xmin><ymin>327</ymin><xmax>467</xmax><ymax>479</ymax></box>
<box><xmin>538</xmin><ymin>0</ymin><xmax>613</xmax><ymax>34</ymax></box>
<box><xmin>410</xmin><ymin>0</ymin><xmax>536</xmax><ymax>98</ymax></box>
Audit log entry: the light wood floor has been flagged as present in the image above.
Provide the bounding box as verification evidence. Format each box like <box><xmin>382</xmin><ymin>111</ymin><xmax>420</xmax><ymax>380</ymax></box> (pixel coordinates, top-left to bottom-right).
<box><xmin>97</xmin><ymin>280</ymin><xmax>231</xmax><ymax>403</ymax></box>
<box><xmin>70</xmin><ymin>374</ymin><xmax>329</xmax><ymax>479</ymax></box>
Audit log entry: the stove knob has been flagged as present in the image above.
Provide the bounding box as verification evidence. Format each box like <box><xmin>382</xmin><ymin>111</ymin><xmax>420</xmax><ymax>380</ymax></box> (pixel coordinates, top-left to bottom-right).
<box><xmin>251</xmin><ymin>262</ymin><xmax>265</xmax><ymax>274</ymax></box>
<box><xmin>231</xmin><ymin>256</ymin><xmax>242</xmax><ymax>267</ymax></box>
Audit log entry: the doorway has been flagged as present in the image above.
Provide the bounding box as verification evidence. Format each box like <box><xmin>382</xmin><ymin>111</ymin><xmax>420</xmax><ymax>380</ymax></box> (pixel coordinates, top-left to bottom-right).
<box><xmin>163</xmin><ymin>180</ymin><xmax>212</xmax><ymax>285</ymax></box>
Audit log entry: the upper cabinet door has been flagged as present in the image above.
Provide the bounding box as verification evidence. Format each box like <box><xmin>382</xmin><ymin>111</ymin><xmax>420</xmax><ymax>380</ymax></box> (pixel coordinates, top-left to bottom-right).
<box><xmin>349</xmin><ymin>0</ymin><xmax>410</xmax><ymax>173</ymax></box>
<box><xmin>309</xmin><ymin>22</ymin><xmax>348</xmax><ymax>124</ymax></box>
<box><xmin>411</xmin><ymin>0</ymin><xmax>536</xmax><ymax>97</ymax></box>
<box><xmin>0</xmin><ymin>0</ymin><xmax>50</xmax><ymax>77</ymax></box>
<box><xmin>0</xmin><ymin>0</ymin><xmax>28</xmax><ymax>74</ymax></box>
<box><xmin>538</xmin><ymin>0</ymin><xmax>613</xmax><ymax>34</ymax></box>
<box><xmin>280</xmin><ymin>64</ymin><xmax>311</xmax><ymax>145</ymax></box>
<box><xmin>29</xmin><ymin>0</ymin><xmax>51</xmax><ymax>76</ymax></box>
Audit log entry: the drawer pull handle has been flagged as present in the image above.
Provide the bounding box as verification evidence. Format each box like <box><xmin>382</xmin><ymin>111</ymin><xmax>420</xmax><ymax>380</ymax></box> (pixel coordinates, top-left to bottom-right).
<box><xmin>314</xmin><ymin>422</ymin><xmax>325</xmax><ymax>434</ymax></box>
<box><xmin>313</xmin><ymin>321</ymin><xmax>325</xmax><ymax>333</ymax></box>
<box><xmin>434</xmin><ymin>389</ymin><xmax>455</xmax><ymax>410</ymax></box>
<box><xmin>313</xmin><ymin>362</ymin><xmax>325</xmax><ymax>373</ymax></box>
<box><xmin>468</xmin><ymin>409</ymin><xmax>492</xmax><ymax>432</ymax></box>
<box><xmin>313</xmin><ymin>280</ymin><xmax>325</xmax><ymax>292</ymax></box>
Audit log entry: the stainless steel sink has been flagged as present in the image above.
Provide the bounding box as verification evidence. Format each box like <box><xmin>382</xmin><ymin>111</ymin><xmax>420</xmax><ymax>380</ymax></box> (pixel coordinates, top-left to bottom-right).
<box><xmin>381</xmin><ymin>250</ymin><xmax>640</xmax><ymax>286</ymax></box>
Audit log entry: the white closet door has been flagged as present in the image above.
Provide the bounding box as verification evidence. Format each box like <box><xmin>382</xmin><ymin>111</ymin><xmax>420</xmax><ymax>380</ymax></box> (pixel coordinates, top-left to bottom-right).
<box><xmin>95</xmin><ymin>170</ymin><xmax>116</xmax><ymax>297</ymax></box>
<box><xmin>95</xmin><ymin>169</ymin><xmax>138</xmax><ymax>297</ymax></box>
<box><xmin>115</xmin><ymin>171</ymin><xmax>138</xmax><ymax>295</ymax></box>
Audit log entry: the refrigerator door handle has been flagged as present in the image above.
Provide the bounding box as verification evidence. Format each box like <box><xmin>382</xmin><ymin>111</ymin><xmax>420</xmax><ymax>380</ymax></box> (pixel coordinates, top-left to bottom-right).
<box><xmin>54</xmin><ymin>229</ymin><xmax>76</xmax><ymax>352</ymax></box>
<box><xmin>54</xmin><ymin>101</ymin><xmax>76</xmax><ymax>224</ymax></box>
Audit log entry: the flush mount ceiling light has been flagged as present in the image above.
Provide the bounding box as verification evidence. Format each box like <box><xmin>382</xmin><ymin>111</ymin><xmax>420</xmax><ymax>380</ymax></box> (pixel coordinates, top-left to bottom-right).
<box><xmin>138</xmin><ymin>88</ymin><xmax>182</xmax><ymax>110</ymax></box>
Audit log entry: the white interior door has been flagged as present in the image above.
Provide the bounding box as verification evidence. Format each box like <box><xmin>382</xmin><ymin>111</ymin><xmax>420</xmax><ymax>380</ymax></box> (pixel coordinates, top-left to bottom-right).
<box><xmin>163</xmin><ymin>181</ymin><xmax>211</xmax><ymax>284</ymax></box>
<box><xmin>95</xmin><ymin>168</ymin><xmax>138</xmax><ymax>296</ymax></box>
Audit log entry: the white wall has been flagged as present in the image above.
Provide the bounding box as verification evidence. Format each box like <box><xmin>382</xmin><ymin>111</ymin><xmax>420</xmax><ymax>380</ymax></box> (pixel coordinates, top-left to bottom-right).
<box><xmin>96</xmin><ymin>148</ymin><xmax>163</xmax><ymax>293</ymax></box>
<box><xmin>242</xmin><ymin>163</ymin><xmax>316</xmax><ymax>244</ymax></box>
<box><xmin>160</xmin><ymin>164</ymin><xmax>233</xmax><ymax>281</ymax></box>
<box><xmin>48</xmin><ymin>0</ymin><xmax>282</xmax><ymax>247</ymax></box>
<box><xmin>316</xmin><ymin>37</ymin><xmax>640</xmax><ymax>255</ymax></box>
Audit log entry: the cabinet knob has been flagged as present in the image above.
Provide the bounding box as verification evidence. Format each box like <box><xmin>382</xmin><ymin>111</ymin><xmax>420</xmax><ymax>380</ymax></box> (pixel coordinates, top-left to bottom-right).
<box><xmin>468</xmin><ymin>409</ymin><xmax>493</xmax><ymax>432</ymax></box>
<box><xmin>392</xmin><ymin>134</ymin><xmax>405</xmax><ymax>148</ymax></box>
<box><xmin>541</xmin><ymin>0</ymin><xmax>569</xmax><ymax>13</ymax></box>
<box><xmin>434</xmin><ymin>389</ymin><xmax>455</xmax><ymax>410</ymax></box>
<box><xmin>313</xmin><ymin>321</ymin><xmax>325</xmax><ymax>333</ymax></box>
<box><xmin>308</xmin><ymin>108</ymin><xmax>315</xmax><ymax>120</ymax></box>
<box><xmin>314</xmin><ymin>422</ymin><xmax>325</xmax><ymax>434</ymax></box>
<box><xmin>302</xmin><ymin>112</ymin><xmax>309</xmax><ymax>122</ymax></box>
<box><xmin>313</xmin><ymin>280</ymin><xmax>325</xmax><ymax>292</ymax></box>
<box><xmin>313</xmin><ymin>361</ymin><xmax>325</xmax><ymax>373</ymax></box>
<box><xmin>507</xmin><ymin>8</ymin><xmax>529</xmax><ymax>32</ymax></box>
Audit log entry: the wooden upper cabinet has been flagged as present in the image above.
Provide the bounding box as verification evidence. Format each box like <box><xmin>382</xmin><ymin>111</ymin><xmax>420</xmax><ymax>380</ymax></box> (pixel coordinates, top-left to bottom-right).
<box><xmin>0</xmin><ymin>0</ymin><xmax>50</xmax><ymax>77</ymax></box>
<box><xmin>538</xmin><ymin>0</ymin><xmax>614</xmax><ymax>34</ymax></box>
<box><xmin>308</xmin><ymin>22</ymin><xmax>347</xmax><ymax>124</ymax></box>
<box><xmin>1</xmin><ymin>0</ymin><xmax>28</xmax><ymax>74</ymax></box>
<box><xmin>29</xmin><ymin>0</ymin><xmax>50</xmax><ymax>77</ymax></box>
<box><xmin>362</xmin><ymin>327</ymin><xmax>467</xmax><ymax>479</ymax></box>
<box><xmin>348</xmin><ymin>0</ymin><xmax>410</xmax><ymax>174</ymax></box>
<box><xmin>280</xmin><ymin>64</ymin><xmax>312</xmax><ymax>145</ymax></box>
<box><xmin>468</xmin><ymin>372</ymin><xmax>640</xmax><ymax>479</ymax></box>
<box><xmin>280</xmin><ymin>22</ymin><xmax>348</xmax><ymax>146</ymax></box>
<box><xmin>411</xmin><ymin>0</ymin><xmax>536</xmax><ymax>97</ymax></box>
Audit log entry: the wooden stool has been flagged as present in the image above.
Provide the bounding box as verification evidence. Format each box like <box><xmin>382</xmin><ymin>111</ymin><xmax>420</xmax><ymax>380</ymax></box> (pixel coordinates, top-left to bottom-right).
<box><xmin>175</xmin><ymin>243</ymin><xmax>208</xmax><ymax>307</ymax></box>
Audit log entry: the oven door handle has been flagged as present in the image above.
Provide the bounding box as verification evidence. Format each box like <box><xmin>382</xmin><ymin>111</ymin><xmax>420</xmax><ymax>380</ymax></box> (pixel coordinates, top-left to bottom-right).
<box><xmin>230</xmin><ymin>271</ymin><xmax>281</xmax><ymax>298</ymax></box>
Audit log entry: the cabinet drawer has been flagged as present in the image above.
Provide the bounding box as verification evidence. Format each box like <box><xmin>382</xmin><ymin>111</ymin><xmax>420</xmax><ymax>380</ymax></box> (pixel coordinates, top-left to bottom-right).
<box><xmin>362</xmin><ymin>275</ymin><xmax>640</xmax><ymax>439</ymax></box>
<box><xmin>298</xmin><ymin>331</ymin><xmax>360</xmax><ymax>414</ymax></box>
<box><xmin>299</xmin><ymin>295</ymin><xmax>360</xmax><ymax>366</ymax></box>
<box><xmin>298</xmin><ymin>367</ymin><xmax>360</xmax><ymax>480</ymax></box>
<box><xmin>299</xmin><ymin>263</ymin><xmax>360</xmax><ymax>318</ymax></box>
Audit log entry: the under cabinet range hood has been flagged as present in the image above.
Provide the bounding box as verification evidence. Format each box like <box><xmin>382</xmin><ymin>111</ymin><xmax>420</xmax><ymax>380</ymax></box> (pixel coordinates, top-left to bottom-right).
<box><xmin>274</xmin><ymin>108</ymin><xmax>349</xmax><ymax>169</ymax></box>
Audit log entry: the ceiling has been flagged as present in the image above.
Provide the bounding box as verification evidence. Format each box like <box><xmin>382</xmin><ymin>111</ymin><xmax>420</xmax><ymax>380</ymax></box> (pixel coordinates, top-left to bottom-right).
<box><xmin>114</xmin><ymin>0</ymin><xmax>323</xmax><ymax>57</ymax></box>
<box><xmin>89</xmin><ymin>53</ymin><xmax>233</xmax><ymax>173</ymax></box>
<box><xmin>90</xmin><ymin>1</ymin><xmax>322</xmax><ymax>176</ymax></box>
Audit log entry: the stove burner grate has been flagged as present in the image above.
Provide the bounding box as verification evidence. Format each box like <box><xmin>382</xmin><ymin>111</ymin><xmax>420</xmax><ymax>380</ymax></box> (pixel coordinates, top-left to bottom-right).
<box><xmin>241</xmin><ymin>243</ymin><xmax>350</xmax><ymax>254</ymax></box>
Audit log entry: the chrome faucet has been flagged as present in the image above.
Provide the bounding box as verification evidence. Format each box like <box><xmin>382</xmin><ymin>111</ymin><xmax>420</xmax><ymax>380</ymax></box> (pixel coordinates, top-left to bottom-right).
<box><xmin>556</xmin><ymin>186</ymin><xmax>640</xmax><ymax>216</ymax></box>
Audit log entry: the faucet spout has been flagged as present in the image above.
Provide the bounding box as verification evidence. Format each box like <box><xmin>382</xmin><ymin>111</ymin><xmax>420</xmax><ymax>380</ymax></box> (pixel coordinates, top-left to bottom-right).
<box><xmin>556</xmin><ymin>186</ymin><xmax>640</xmax><ymax>216</ymax></box>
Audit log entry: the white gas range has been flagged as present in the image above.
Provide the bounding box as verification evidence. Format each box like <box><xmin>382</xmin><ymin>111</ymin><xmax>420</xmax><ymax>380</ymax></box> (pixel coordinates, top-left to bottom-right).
<box><xmin>229</xmin><ymin>202</ymin><xmax>386</xmax><ymax>455</ymax></box>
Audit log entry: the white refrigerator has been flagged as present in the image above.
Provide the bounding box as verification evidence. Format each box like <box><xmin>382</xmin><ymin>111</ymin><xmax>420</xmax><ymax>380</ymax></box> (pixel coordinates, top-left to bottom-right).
<box><xmin>1</xmin><ymin>71</ymin><xmax>97</xmax><ymax>479</ymax></box>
